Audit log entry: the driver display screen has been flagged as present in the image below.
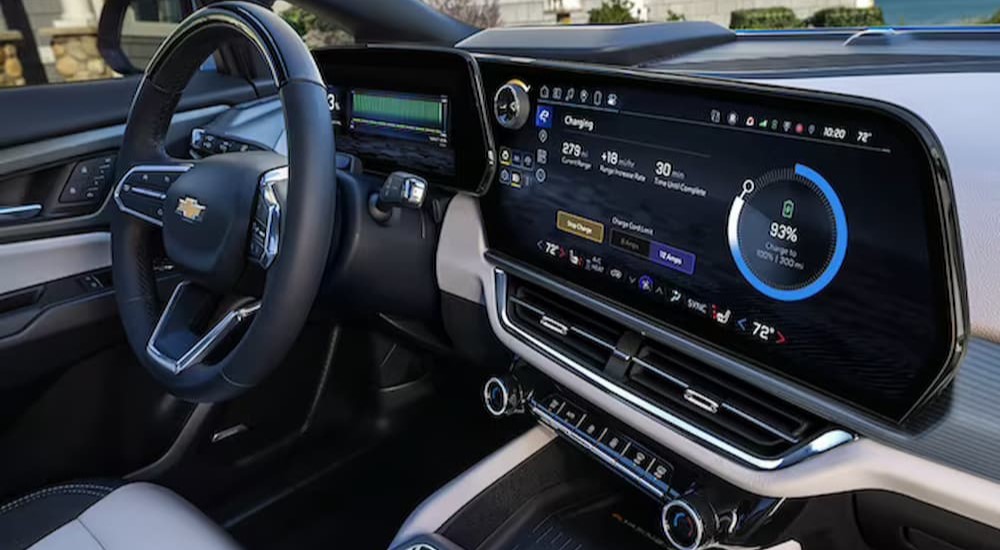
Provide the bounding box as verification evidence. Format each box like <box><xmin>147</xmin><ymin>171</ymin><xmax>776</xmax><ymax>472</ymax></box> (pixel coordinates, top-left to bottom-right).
<box><xmin>327</xmin><ymin>86</ymin><xmax>454</xmax><ymax>179</ymax></box>
<box><xmin>480</xmin><ymin>65</ymin><xmax>960</xmax><ymax>421</ymax></box>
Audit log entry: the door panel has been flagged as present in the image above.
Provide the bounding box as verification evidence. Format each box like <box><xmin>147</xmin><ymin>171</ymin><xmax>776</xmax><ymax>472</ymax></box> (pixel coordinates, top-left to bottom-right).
<box><xmin>0</xmin><ymin>72</ymin><xmax>256</xmax><ymax>149</ymax></box>
<box><xmin>0</xmin><ymin>104</ymin><xmax>224</xmax><ymax>243</ymax></box>
<box><xmin>0</xmin><ymin>233</ymin><xmax>109</xmax><ymax>295</ymax></box>
<box><xmin>0</xmin><ymin>56</ymin><xmax>270</xmax><ymax>495</ymax></box>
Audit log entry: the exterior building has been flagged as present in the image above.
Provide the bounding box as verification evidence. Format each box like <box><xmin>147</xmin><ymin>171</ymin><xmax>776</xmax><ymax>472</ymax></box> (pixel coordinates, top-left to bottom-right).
<box><xmin>0</xmin><ymin>0</ymin><xmax>179</xmax><ymax>87</ymax></box>
<box><xmin>495</xmin><ymin>0</ymin><xmax>875</xmax><ymax>27</ymax></box>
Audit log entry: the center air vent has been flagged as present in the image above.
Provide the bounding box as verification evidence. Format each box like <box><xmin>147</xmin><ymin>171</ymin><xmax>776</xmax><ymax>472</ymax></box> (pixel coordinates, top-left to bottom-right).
<box><xmin>627</xmin><ymin>344</ymin><xmax>823</xmax><ymax>458</ymax></box>
<box><xmin>499</xmin><ymin>270</ymin><xmax>848</xmax><ymax>467</ymax></box>
<box><xmin>508</xmin><ymin>282</ymin><xmax>623</xmax><ymax>371</ymax></box>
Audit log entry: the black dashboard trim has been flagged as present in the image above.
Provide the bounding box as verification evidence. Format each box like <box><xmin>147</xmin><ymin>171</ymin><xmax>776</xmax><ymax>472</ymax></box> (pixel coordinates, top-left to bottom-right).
<box><xmin>475</xmin><ymin>53</ymin><xmax>969</xmax><ymax>424</ymax></box>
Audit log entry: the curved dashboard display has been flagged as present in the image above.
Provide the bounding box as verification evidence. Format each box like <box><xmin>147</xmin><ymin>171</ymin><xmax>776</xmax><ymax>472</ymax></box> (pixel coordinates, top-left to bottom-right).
<box><xmin>479</xmin><ymin>61</ymin><xmax>966</xmax><ymax>422</ymax></box>
<box><xmin>313</xmin><ymin>46</ymin><xmax>494</xmax><ymax>195</ymax></box>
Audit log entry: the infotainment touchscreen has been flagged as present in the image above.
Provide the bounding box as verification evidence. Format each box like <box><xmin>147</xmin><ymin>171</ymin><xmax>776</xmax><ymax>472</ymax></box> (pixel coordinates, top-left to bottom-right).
<box><xmin>480</xmin><ymin>64</ymin><xmax>964</xmax><ymax>422</ymax></box>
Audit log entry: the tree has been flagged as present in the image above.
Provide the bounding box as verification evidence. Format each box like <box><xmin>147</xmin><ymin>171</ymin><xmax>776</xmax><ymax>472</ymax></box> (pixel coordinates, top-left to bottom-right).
<box><xmin>426</xmin><ymin>0</ymin><xmax>502</xmax><ymax>28</ymax></box>
<box><xmin>278</xmin><ymin>6</ymin><xmax>353</xmax><ymax>48</ymax></box>
<box><xmin>588</xmin><ymin>0</ymin><xmax>639</xmax><ymax>24</ymax></box>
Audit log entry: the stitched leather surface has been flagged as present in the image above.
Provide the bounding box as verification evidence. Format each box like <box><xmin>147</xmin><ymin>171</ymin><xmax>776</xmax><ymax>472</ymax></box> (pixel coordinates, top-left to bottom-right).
<box><xmin>24</xmin><ymin>483</ymin><xmax>240</xmax><ymax>550</ymax></box>
<box><xmin>0</xmin><ymin>481</ymin><xmax>119</xmax><ymax>549</ymax></box>
<box><xmin>112</xmin><ymin>3</ymin><xmax>336</xmax><ymax>401</ymax></box>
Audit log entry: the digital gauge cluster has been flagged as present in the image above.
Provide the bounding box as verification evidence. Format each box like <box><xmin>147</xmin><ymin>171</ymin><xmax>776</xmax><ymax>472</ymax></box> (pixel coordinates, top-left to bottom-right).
<box><xmin>479</xmin><ymin>61</ymin><xmax>966</xmax><ymax>422</ymax></box>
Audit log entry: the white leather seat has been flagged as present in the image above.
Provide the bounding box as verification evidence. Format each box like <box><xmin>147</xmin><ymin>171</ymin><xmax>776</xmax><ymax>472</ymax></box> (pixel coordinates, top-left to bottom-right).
<box><xmin>0</xmin><ymin>482</ymin><xmax>240</xmax><ymax>550</ymax></box>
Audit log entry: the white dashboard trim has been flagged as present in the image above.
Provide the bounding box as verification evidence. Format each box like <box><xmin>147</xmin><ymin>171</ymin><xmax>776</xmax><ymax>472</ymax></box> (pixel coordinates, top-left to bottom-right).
<box><xmin>436</xmin><ymin>194</ymin><xmax>1000</xmax><ymax>529</ymax></box>
<box><xmin>0</xmin><ymin>232</ymin><xmax>111</xmax><ymax>295</ymax></box>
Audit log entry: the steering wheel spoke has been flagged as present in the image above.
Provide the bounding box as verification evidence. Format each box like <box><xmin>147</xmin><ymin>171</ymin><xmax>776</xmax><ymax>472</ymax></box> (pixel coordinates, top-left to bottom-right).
<box><xmin>114</xmin><ymin>164</ymin><xmax>193</xmax><ymax>226</ymax></box>
<box><xmin>147</xmin><ymin>281</ymin><xmax>260</xmax><ymax>375</ymax></box>
<box><xmin>249</xmin><ymin>166</ymin><xmax>286</xmax><ymax>269</ymax></box>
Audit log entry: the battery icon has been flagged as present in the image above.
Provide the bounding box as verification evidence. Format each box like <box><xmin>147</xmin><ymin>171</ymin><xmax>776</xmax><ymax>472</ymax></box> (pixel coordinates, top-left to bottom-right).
<box><xmin>782</xmin><ymin>199</ymin><xmax>795</xmax><ymax>220</ymax></box>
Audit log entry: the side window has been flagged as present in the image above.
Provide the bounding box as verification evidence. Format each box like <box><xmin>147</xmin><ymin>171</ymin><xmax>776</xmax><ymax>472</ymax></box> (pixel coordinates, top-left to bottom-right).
<box><xmin>120</xmin><ymin>0</ymin><xmax>185</xmax><ymax>70</ymax></box>
<box><xmin>0</xmin><ymin>0</ymin><xmax>184</xmax><ymax>89</ymax></box>
<box><xmin>273</xmin><ymin>1</ymin><xmax>354</xmax><ymax>48</ymax></box>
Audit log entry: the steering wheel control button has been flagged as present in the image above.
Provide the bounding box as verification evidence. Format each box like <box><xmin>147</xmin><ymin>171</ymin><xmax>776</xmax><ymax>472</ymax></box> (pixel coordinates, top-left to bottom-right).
<box><xmin>483</xmin><ymin>376</ymin><xmax>523</xmax><ymax>417</ymax></box>
<box><xmin>494</xmin><ymin>79</ymin><xmax>531</xmax><ymax>130</ymax></box>
<box><xmin>249</xmin><ymin>167</ymin><xmax>285</xmax><ymax>269</ymax></box>
<box><xmin>114</xmin><ymin>165</ymin><xmax>192</xmax><ymax>226</ymax></box>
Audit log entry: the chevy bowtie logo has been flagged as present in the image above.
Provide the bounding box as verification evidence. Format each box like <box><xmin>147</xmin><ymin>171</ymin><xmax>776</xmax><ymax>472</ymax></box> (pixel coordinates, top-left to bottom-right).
<box><xmin>175</xmin><ymin>196</ymin><xmax>206</xmax><ymax>223</ymax></box>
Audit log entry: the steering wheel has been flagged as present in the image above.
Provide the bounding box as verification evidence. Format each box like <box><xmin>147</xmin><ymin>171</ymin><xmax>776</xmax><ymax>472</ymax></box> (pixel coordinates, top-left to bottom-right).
<box><xmin>111</xmin><ymin>2</ymin><xmax>336</xmax><ymax>402</ymax></box>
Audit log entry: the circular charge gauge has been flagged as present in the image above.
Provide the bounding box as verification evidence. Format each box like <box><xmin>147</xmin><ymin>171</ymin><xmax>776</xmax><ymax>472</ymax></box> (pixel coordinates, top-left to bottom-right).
<box><xmin>727</xmin><ymin>164</ymin><xmax>848</xmax><ymax>302</ymax></box>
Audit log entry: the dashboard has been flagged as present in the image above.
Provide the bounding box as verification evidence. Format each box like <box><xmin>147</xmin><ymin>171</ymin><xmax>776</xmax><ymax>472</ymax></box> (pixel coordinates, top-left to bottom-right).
<box><xmin>255</xmin><ymin>45</ymin><xmax>966</xmax><ymax>427</ymax></box>
<box><xmin>202</xmin><ymin>41</ymin><xmax>1000</xmax><ymax>535</ymax></box>
<box><xmin>476</xmin><ymin>60</ymin><xmax>966</xmax><ymax>423</ymax></box>
<box><xmin>309</xmin><ymin>46</ymin><xmax>967</xmax><ymax>424</ymax></box>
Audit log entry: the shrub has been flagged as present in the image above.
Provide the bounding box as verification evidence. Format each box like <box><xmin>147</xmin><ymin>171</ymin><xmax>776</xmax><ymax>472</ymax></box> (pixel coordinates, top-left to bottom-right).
<box><xmin>807</xmin><ymin>7</ymin><xmax>885</xmax><ymax>27</ymax></box>
<box><xmin>278</xmin><ymin>6</ymin><xmax>353</xmax><ymax>48</ymax></box>
<box><xmin>666</xmin><ymin>10</ymin><xmax>685</xmax><ymax>22</ymax></box>
<box><xmin>984</xmin><ymin>9</ymin><xmax>1000</xmax><ymax>24</ymax></box>
<box><xmin>729</xmin><ymin>7</ymin><xmax>800</xmax><ymax>30</ymax></box>
<box><xmin>589</xmin><ymin>0</ymin><xmax>639</xmax><ymax>24</ymax></box>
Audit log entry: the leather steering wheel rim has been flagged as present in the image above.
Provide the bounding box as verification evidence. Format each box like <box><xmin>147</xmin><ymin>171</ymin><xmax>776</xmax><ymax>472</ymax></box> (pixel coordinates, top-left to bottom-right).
<box><xmin>112</xmin><ymin>2</ymin><xmax>336</xmax><ymax>402</ymax></box>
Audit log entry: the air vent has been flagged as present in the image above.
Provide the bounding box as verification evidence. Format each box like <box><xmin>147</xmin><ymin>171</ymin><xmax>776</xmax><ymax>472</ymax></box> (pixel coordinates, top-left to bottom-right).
<box><xmin>497</xmin><ymin>270</ymin><xmax>849</xmax><ymax>468</ymax></box>
<box><xmin>627</xmin><ymin>344</ymin><xmax>825</xmax><ymax>458</ymax></box>
<box><xmin>507</xmin><ymin>281</ymin><xmax>623</xmax><ymax>371</ymax></box>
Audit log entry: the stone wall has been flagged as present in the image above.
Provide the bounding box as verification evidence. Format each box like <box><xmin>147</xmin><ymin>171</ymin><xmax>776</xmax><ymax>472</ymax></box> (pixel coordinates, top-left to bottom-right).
<box><xmin>0</xmin><ymin>31</ymin><xmax>26</xmax><ymax>88</ymax></box>
<box><xmin>494</xmin><ymin>0</ymin><xmax>871</xmax><ymax>25</ymax></box>
<box><xmin>43</xmin><ymin>27</ymin><xmax>114</xmax><ymax>82</ymax></box>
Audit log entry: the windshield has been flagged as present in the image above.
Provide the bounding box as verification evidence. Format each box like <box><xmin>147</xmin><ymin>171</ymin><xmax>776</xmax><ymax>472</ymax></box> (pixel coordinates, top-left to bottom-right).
<box><xmin>422</xmin><ymin>0</ymin><xmax>1000</xmax><ymax>29</ymax></box>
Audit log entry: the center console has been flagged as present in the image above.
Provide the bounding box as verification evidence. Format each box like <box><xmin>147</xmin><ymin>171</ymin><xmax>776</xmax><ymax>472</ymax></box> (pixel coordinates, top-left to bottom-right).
<box><xmin>392</xmin><ymin>365</ymin><xmax>819</xmax><ymax>550</ymax></box>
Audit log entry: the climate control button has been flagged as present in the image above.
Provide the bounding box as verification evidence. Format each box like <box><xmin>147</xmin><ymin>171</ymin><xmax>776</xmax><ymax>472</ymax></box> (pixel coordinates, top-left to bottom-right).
<box><xmin>662</xmin><ymin>497</ymin><xmax>717</xmax><ymax>550</ymax></box>
<box><xmin>483</xmin><ymin>376</ymin><xmax>523</xmax><ymax>417</ymax></box>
